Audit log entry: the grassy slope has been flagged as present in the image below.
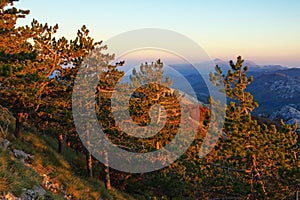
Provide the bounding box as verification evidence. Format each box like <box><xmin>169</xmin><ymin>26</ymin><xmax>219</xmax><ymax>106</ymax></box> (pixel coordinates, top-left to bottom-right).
<box><xmin>0</xmin><ymin>126</ymin><xmax>137</xmax><ymax>200</ymax></box>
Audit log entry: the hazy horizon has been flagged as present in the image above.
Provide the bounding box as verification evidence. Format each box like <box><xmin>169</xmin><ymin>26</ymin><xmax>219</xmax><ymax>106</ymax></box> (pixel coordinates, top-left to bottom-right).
<box><xmin>15</xmin><ymin>0</ymin><xmax>300</xmax><ymax>68</ymax></box>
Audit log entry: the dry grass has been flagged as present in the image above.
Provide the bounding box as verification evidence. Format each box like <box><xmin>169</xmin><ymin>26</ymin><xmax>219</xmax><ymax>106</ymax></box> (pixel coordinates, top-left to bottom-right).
<box><xmin>0</xmin><ymin>126</ymin><xmax>136</xmax><ymax>199</ymax></box>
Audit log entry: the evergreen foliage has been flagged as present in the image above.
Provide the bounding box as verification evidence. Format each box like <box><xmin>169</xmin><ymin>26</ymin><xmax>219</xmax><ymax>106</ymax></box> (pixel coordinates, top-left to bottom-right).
<box><xmin>0</xmin><ymin>1</ymin><xmax>298</xmax><ymax>198</ymax></box>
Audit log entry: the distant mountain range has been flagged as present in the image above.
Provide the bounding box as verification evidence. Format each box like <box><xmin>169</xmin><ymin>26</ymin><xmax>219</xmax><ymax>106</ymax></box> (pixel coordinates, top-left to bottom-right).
<box><xmin>247</xmin><ymin>68</ymin><xmax>300</xmax><ymax>113</ymax></box>
<box><xmin>212</xmin><ymin>58</ymin><xmax>287</xmax><ymax>73</ymax></box>
<box><xmin>167</xmin><ymin>59</ymin><xmax>300</xmax><ymax>126</ymax></box>
<box><xmin>75</xmin><ymin>58</ymin><xmax>299</xmax><ymax>128</ymax></box>
<box><xmin>213</xmin><ymin>59</ymin><xmax>300</xmax><ymax>113</ymax></box>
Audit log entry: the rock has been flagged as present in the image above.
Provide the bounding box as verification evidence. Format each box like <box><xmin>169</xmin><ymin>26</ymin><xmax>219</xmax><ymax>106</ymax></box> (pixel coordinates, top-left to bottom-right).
<box><xmin>21</xmin><ymin>189</ymin><xmax>37</xmax><ymax>200</ymax></box>
<box><xmin>0</xmin><ymin>139</ymin><xmax>11</xmax><ymax>150</ymax></box>
<box><xmin>32</xmin><ymin>185</ymin><xmax>46</xmax><ymax>196</ymax></box>
<box><xmin>13</xmin><ymin>149</ymin><xmax>34</xmax><ymax>163</ymax></box>
<box><xmin>20</xmin><ymin>185</ymin><xmax>46</xmax><ymax>200</ymax></box>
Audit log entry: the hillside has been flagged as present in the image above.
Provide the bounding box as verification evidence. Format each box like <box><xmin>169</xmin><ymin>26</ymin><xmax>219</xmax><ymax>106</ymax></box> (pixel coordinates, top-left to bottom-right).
<box><xmin>0</xmin><ymin>106</ymin><xmax>136</xmax><ymax>200</ymax></box>
<box><xmin>248</xmin><ymin>68</ymin><xmax>300</xmax><ymax>114</ymax></box>
<box><xmin>0</xmin><ymin>54</ymin><xmax>298</xmax><ymax>199</ymax></box>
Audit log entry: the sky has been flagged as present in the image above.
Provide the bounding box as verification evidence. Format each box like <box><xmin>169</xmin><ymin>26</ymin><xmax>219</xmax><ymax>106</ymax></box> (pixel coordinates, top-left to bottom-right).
<box><xmin>15</xmin><ymin>0</ymin><xmax>300</xmax><ymax>67</ymax></box>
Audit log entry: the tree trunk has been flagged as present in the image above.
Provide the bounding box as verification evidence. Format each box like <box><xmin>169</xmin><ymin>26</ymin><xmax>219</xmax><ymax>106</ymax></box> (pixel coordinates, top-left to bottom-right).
<box><xmin>58</xmin><ymin>133</ymin><xmax>63</xmax><ymax>154</ymax></box>
<box><xmin>103</xmin><ymin>151</ymin><xmax>111</xmax><ymax>190</ymax></box>
<box><xmin>75</xmin><ymin>145</ymin><xmax>79</xmax><ymax>155</ymax></box>
<box><xmin>85</xmin><ymin>125</ymin><xmax>93</xmax><ymax>178</ymax></box>
<box><xmin>86</xmin><ymin>150</ymin><xmax>93</xmax><ymax>178</ymax></box>
<box><xmin>252</xmin><ymin>154</ymin><xmax>267</xmax><ymax>196</ymax></box>
<box><xmin>14</xmin><ymin>112</ymin><xmax>23</xmax><ymax>138</ymax></box>
<box><xmin>157</xmin><ymin>105</ymin><xmax>161</xmax><ymax>123</ymax></box>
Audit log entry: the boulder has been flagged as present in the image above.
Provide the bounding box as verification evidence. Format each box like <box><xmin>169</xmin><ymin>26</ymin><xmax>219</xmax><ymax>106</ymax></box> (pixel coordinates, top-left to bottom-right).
<box><xmin>21</xmin><ymin>185</ymin><xmax>46</xmax><ymax>200</ymax></box>
<box><xmin>21</xmin><ymin>189</ymin><xmax>36</xmax><ymax>200</ymax></box>
<box><xmin>0</xmin><ymin>139</ymin><xmax>11</xmax><ymax>150</ymax></box>
<box><xmin>32</xmin><ymin>185</ymin><xmax>46</xmax><ymax>196</ymax></box>
<box><xmin>13</xmin><ymin>149</ymin><xmax>34</xmax><ymax>163</ymax></box>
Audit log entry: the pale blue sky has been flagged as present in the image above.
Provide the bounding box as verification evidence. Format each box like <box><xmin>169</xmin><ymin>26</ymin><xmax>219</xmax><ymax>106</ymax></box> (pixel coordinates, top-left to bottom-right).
<box><xmin>15</xmin><ymin>0</ymin><xmax>300</xmax><ymax>67</ymax></box>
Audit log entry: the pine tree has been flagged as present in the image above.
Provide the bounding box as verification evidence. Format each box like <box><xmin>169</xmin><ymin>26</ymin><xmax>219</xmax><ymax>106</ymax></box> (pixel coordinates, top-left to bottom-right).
<box><xmin>0</xmin><ymin>0</ymin><xmax>32</xmax><ymax>58</ymax></box>
<box><xmin>0</xmin><ymin>4</ymin><xmax>99</xmax><ymax>137</ymax></box>
<box><xmin>129</xmin><ymin>59</ymin><xmax>173</xmax><ymax>125</ymax></box>
<box><xmin>207</xmin><ymin>56</ymin><xmax>299</xmax><ymax>199</ymax></box>
<box><xmin>34</xmin><ymin>24</ymin><xmax>101</xmax><ymax>154</ymax></box>
<box><xmin>0</xmin><ymin>0</ymin><xmax>37</xmax><ymax>138</ymax></box>
<box><xmin>73</xmin><ymin>46</ymin><xmax>122</xmax><ymax>185</ymax></box>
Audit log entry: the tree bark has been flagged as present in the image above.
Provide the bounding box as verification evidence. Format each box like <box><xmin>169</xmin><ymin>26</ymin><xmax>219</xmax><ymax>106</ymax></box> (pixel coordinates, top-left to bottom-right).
<box><xmin>14</xmin><ymin>112</ymin><xmax>23</xmax><ymax>138</ymax></box>
<box><xmin>86</xmin><ymin>150</ymin><xmax>93</xmax><ymax>178</ymax></box>
<box><xmin>157</xmin><ymin>105</ymin><xmax>161</xmax><ymax>123</ymax></box>
<box><xmin>103</xmin><ymin>151</ymin><xmax>111</xmax><ymax>190</ymax></box>
<box><xmin>252</xmin><ymin>154</ymin><xmax>267</xmax><ymax>196</ymax></box>
<box><xmin>58</xmin><ymin>133</ymin><xmax>63</xmax><ymax>154</ymax></box>
<box><xmin>85</xmin><ymin>125</ymin><xmax>93</xmax><ymax>178</ymax></box>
